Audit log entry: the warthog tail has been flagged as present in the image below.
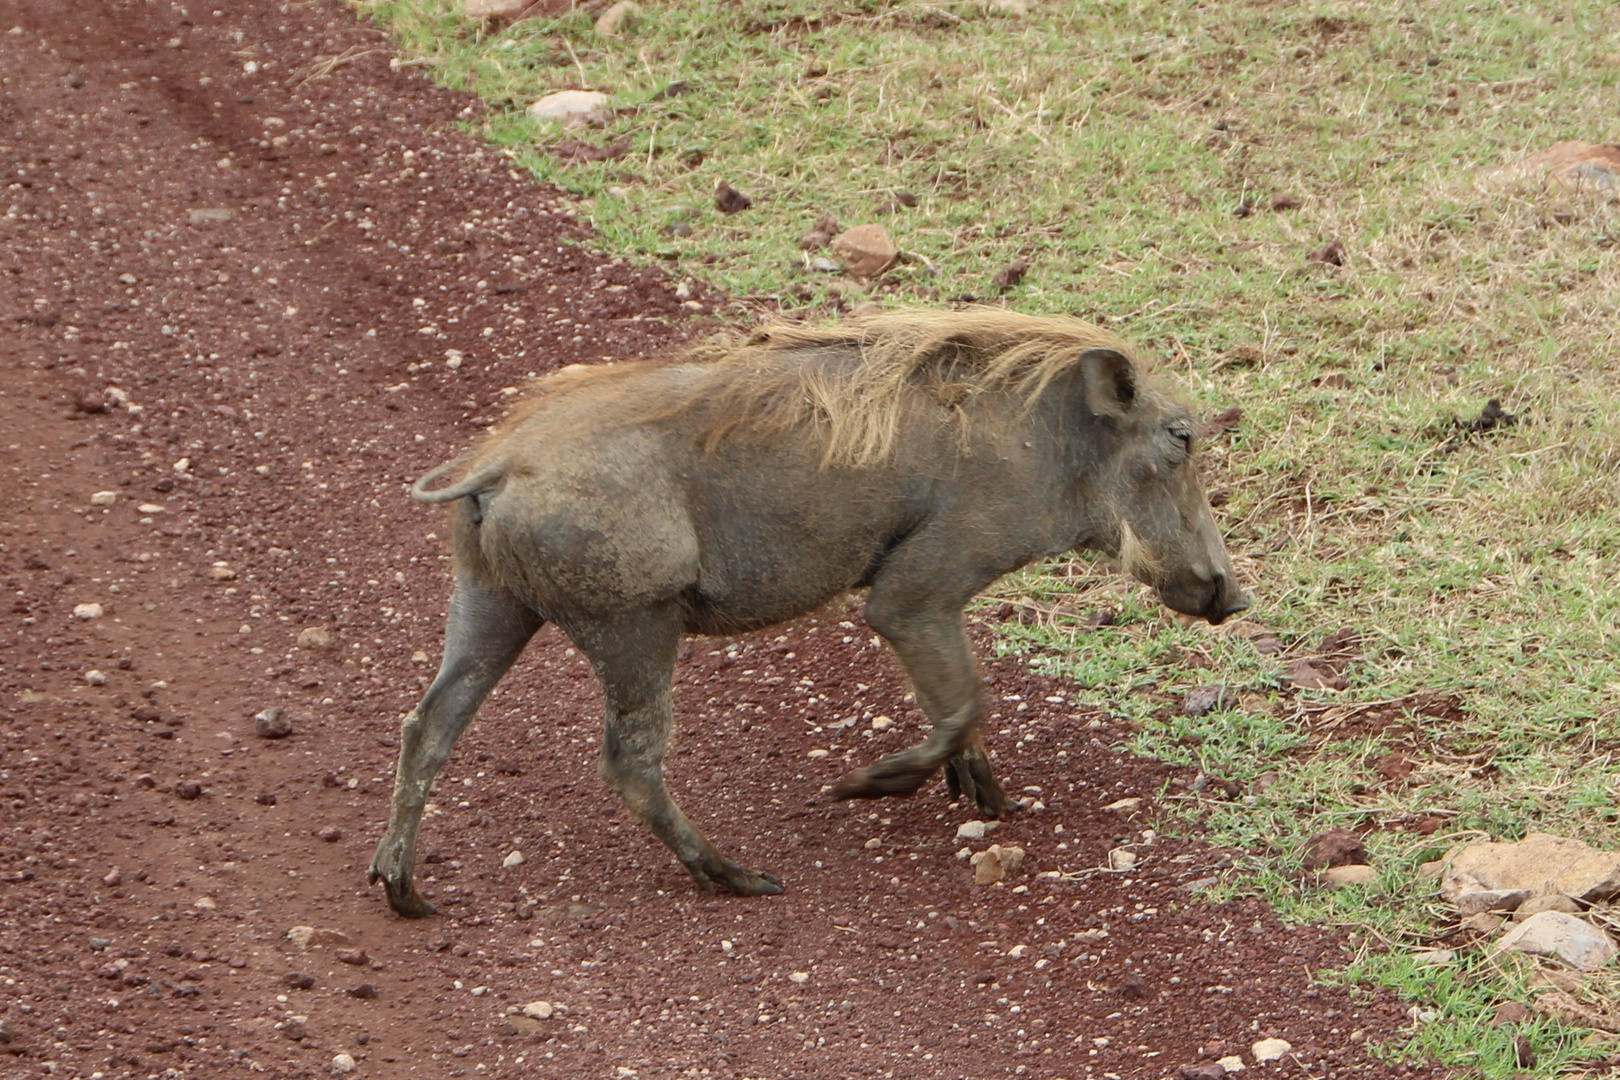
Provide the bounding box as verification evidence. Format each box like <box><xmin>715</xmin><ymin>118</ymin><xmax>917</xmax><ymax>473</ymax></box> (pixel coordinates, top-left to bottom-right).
<box><xmin>411</xmin><ymin>455</ymin><xmax>506</xmax><ymax>503</ymax></box>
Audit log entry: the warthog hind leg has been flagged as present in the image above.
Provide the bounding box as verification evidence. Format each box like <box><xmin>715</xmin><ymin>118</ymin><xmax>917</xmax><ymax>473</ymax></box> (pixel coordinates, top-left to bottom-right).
<box><xmin>833</xmin><ymin>596</ymin><xmax>1010</xmax><ymax>816</ymax></box>
<box><xmin>369</xmin><ymin>576</ymin><xmax>542</xmax><ymax>917</ymax></box>
<box><xmin>575</xmin><ymin>604</ymin><xmax>782</xmax><ymax>897</ymax></box>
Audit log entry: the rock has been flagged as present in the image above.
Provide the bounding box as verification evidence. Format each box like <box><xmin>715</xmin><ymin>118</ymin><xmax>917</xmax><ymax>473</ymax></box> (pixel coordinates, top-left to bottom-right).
<box><xmin>286</xmin><ymin>926</ymin><xmax>354</xmax><ymax>950</ymax></box>
<box><xmin>594</xmin><ymin>0</ymin><xmax>637</xmax><ymax>35</ymax></box>
<box><xmin>1514</xmin><ymin>893</ymin><xmax>1583</xmax><ymax>920</ymax></box>
<box><xmin>282</xmin><ymin>1019</ymin><xmax>307</xmax><ymax>1041</ymax></box>
<box><xmin>1455</xmin><ymin>888</ymin><xmax>1532</xmax><ymax>916</ymax></box>
<box><xmin>1323</xmin><ymin>864</ymin><xmax>1378</xmax><ymax>887</ymax></box>
<box><xmin>528</xmin><ymin>90</ymin><xmax>610</xmax><ymax>127</ymax></box>
<box><xmin>1307</xmin><ymin>240</ymin><xmax>1345</xmax><ymax>266</ymax></box>
<box><xmin>332</xmin><ymin>1052</ymin><xmax>357</xmax><ymax>1074</ymax></box>
<box><xmin>1103</xmin><ymin>797</ymin><xmax>1143</xmax><ymax>813</ymax></box>
<box><xmin>347</xmin><ymin>983</ymin><xmax>379</xmax><ymax>999</ymax></box>
<box><xmin>503</xmin><ymin>850</ymin><xmax>525</xmax><ymax>868</ymax></box>
<box><xmin>522</xmin><ymin>1000</ymin><xmax>554</xmax><ymax>1019</ymax></box>
<box><xmin>831</xmin><ymin>224</ymin><xmax>897</xmax><ymax>279</ymax></box>
<box><xmin>0</xmin><ymin>1018</ymin><xmax>12</xmax><ymax>1043</ymax></box>
<box><xmin>1251</xmin><ymin>1038</ymin><xmax>1292</xmax><ymax>1063</ymax></box>
<box><xmin>870</xmin><ymin>715</ymin><xmax>893</xmax><ymax>730</ymax></box>
<box><xmin>335</xmin><ymin>948</ymin><xmax>370</xmax><ymax>966</ymax></box>
<box><xmin>1108</xmin><ymin>848</ymin><xmax>1138</xmax><ymax>872</ymax></box>
<box><xmin>1180</xmin><ymin>1064</ymin><xmax>1227</xmax><ymax>1080</ymax></box>
<box><xmin>789</xmin><ymin>971</ymin><xmax>809</xmax><ymax>984</ymax></box>
<box><xmin>971</xmin><ymin>844</ymin><xmax>1026</xmax><ymax>884</ymax></box>
<box><xmin>255</xmin><ymin>792</ymin><xmax>278</xmax><ymax>806</ymax></box>
<box><xmin>411</xmin><ymin>650</ymin><xmax>431</xmax><ymax>664</ymax></box>
<box><xmin>1217</xmin><ymin>1055</ymin><xmax>1247</xmax><ymax>1073</ymax></box>
<box><xmin>255</xmin><ymin>707</ymin><xmax>293</xmax><ymax>739</ymax></box>
<box><xmin>809</xmin><ymin>256</ymin><xmax>839</xmax><ymax>272</ymax></box>
<box><xmin>1272</xmin><ymin>193</ymin><xmax>1300</xmax><ymax>211</ymax></box>
<box><xmin>465</xmin><ymin>0</ymin><xmax>529</xmax><ymax>17</ymax></box>
<box><xmin>297</xmin><ymin>627</ymin><xmax>333</xmax><ymax>651</ymax></box>
<box><xmin>85</xmin><ymin>670</ymin><xmax>106</xmax><ymax>686</ymax></box>
<box><xmin>1284</xmin><ymin>658</ymin><xmax>1347</xmax><ymax>690</ymax></box>
<box><xmin>209</xmin><ymin>564</ymin><xmax>236</xmax><ymax>581</ymax></box>
<box><xmin>800</xmin><ymin>214</ymin><xmax>841</xmax><ymax>250</ymax></box>
<box><xmin>956</xmin><ymin>820</ymin><xmax>988</xmax><ymax>840</ymax></box>
<box><xmin>1301</xmin><ymin>828</ymin><xmax>1367</xmax><ymax>870</ymax></box>
<box><xmin>1442</xmin><ymin>833</ymin><xmax>1620</xmax><ymax>905</ymax></box>
<box><xmin>90</xmin><ymin>490</ymin><xmax>117</xmax><ymax>506</ymax></box>
<box><xmin>991</xmin><ymin>260</ymin><xmax>1031</xmax><ymax>293</ymax></box>
<box><xmin>1183</xmin><ymin>685</ymin><xmax>1234</xmax><ymax>716</ymax></box>
<box><xmin>102</xmin><ymin>868</ymin><xmax>121</xmax><ymax>886</ymax></box>
<box><xmin>1490</xmin><ymin>141</ymin><xmax>1620</xmax><ymax>191</ymax></box>
<box><xmin>174</xmin><ymin>781</ymin><xmax>204</xmax><ymax>800</ymax></box>
<box><xmin>1463</xmin><ymin>912</ymin><xmax>1505</xmax><ymax>934</ymax></box>
<box><xmin>1116</xmin><ymin>972</ymin><xmax>1151</xmax><ymax>1000</ymax></box>
<box><xmin>318</xmin><ymin>827</ymin><xmax>343</xmax><ymax>843</ymax></box>
<box><xmin>1492</xmin><ymin>1001</ymin><xmax>1529</xmax><ymax>1026</ymax></box>
<box><xmin>72</xmin><ymin>602</ymin><xmax>104</xmax><ymax>620</ymax></box>
<box><xmin>504</xmin><ymin>1015</ymin><xmax>543</xmax><ymax>1035</ymax></box>
<box><xmin>1413</xmin><ymin>949</ymin><xmax>1454</xmax><ymax>966</ymax></box>
<box><xmin>715</xmin><ymin>179</ymin><xmax>752</xmax><ymax>214</ymax></box>
<box><xmin>194</xmin><ymin>896</ymin><xmax>217</xmax><ymax>909</ymax></box>
<box><xmin>284</xmin><ymin>972</ymin><xmax>316</xmax><ymax>990</ymax></box>
<box><xmin>137</xmin><ymin>502</ymin><xmax>165</xmax><ymax>514</ymax></box>
<box><xmin>1494</xmin><ymin>911</ymin><xmax>1618</xmax><ymax>971</ymax></box>
<box><xmin>187</xmin><ymin>208</ymin><xmax>233</xmax><ymax>224</ymax></box>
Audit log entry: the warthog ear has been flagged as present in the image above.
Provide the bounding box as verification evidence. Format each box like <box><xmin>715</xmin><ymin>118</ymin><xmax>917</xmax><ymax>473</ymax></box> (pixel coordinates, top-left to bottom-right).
<box><xmin>1080</xmin><ymin>348</ymin><xmax>1139</xmax><ymax>418</ymax></box>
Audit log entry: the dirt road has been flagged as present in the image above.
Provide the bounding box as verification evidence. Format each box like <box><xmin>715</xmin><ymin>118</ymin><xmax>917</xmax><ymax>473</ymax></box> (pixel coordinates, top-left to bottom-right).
<box><xmin>0</xmin><ymin>2</ymin><xmax>1430</xmax><ymax>1078</ymax></box>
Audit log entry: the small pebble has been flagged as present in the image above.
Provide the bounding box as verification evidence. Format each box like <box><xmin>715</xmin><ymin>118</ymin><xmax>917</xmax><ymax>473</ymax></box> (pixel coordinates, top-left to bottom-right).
<box><xmin>503</xmin><ymin>850</ymin><xmax>525</xmax><ymax>868</ymax></box>
<box><xmin>296</xmin><ymin>627</ymin><xmax>333</xmax><ymax>651</ymax></box>
<box><xmin>1251</xmin><ymin>1038</ymin><xmax>1292</xmax><ymax>1063</ymax></box>
<box><xmin>332</xmin><ymin>1053</ymin><xmax>357</xmax><ymax>1074</ymax></box>
<box><xmin>72</xmin><ymin>602</ymin><xmax>104</xmax><ymax>620</ymax></box>
<box><xmin>1218</xmin><ymin>1055</ymin><xmax>1247</xmax><ymax>1073</ymax></box>
<box><xmin>318</xmin><ymin>827</ymin><xmax>343</xmax><ymax>843</ymax></box>
<box><xmin>522</xmin><ymin>1000</ymin><xmax>554</xmax><ymax>1019</ymax></box>
<box><xmin>788</xmin><ymin>971</ymin><xmax>809</xmax><ymax>984</ymax></box>
<box><xmin>956</xmin><ymin>820</ymin><xmax>987</xmax><ymax>840</ymax></box>
<box><xmin>871</xmin><ymin>715</ymin><xmax>893</xmax><ymax>730</ymax></box>
<box><xmin>90</xmin><ymin>490</ymin><xmax>117</xmax><ymax>506</ymax></box>
<box><xmin>348</xmin><ymin>983</ymin><xmax>379</xmax><ymax>999</ymax></box>
<box><xmin>102</xmin><ymin>869</ymin><xmax>121</xmax><ymax>887</ymax></box>
<box><xmin>174</xmin><ymin>780</ymin><xmax>204</xmax><ymax>800</ymax></box>
<box><xmin>335</xmin><ymin>948</ymin><xmax>370</xmax><ymax>966</ymax></box>
<box><xmin>283</xmin><ymin>972</ymin><xmax>316</xmax><ymax>990</ymax></box>
<box><xmin>85</xmin><ymin>669</ymin><xmax>107</xmax><ymax>686</ymax></box>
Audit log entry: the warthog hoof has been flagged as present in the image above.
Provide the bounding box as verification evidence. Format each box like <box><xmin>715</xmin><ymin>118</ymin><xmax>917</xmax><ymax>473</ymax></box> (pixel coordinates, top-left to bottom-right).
<box><xmin>368</xmin><ymin>865</ymin><xmax>438</xmax><ymax>919</ymax></box>
<box><xmin>830</xmin><ymin>758</ymin><xmax>932</xmax><ymax>801</ymax></box>
<box><xmin>946</xmin><ymin>746</ymin><xmax>1011</xmax><ymax>818</ymax></box>
<box><xmin>687</xmin><ymin>856</ymin><xmax>783</xmax><ymax>897</ymax></box>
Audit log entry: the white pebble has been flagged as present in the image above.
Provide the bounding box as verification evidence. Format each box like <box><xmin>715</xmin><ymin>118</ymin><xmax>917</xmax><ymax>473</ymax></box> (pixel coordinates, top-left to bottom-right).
<box><xmin>84</xmin><ymin>670</ymin><xmax>106</xmax><ymax>686</ymax></box>
<box><xmin>956</xmin><ymin>820</ymin><xmax>987</xmax><ymax>840</ymax></box>
<box><xmin>522</xmin><ymin>1000</ymin><xmax>554</xmax><ymax>1019</ymax></box>
<box><xmin>502</xmin><ymin>850</ymin><xmax>525</xmax><ymax>868</ymax></box>
<box><xmin>1251</xmin><ymin>1038</ymin><xmax>1292</xmax><ymax>1063</ymax></box>
<box><xmin>1218</xmin><ymin>1055</ymin><xmax>1247</xmax><ymax>1073</ymax></box>
<box><xmin>137</xmin><ymin>502</ymin><xmax>164</xmax><ymax>514</ymax></box>
<box><xmin>90</xmin><ymin>491</ymin><xmax>117</xmax><ymax>506</ymax></box>
<box><xmin>788</xmin><ymin>971</ymin><xmax>809</xmax><ymax>984</ymax></box>
<box><xmin>72</xmin><ymin>603</ymin><xmax>104</xmax><ymax>620</ymax></box>
<box><xmin>870</xmin><ymin>715</ymin><xmax>893</xmax><ymax>730</ymax></box>
<box><xmin>331</xmin><ymin>1052</ymin><xmax>356</xmax><ymax>1074</ymax></box>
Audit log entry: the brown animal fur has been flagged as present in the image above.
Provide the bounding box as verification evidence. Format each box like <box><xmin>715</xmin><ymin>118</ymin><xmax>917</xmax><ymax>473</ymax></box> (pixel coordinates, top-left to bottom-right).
<box><xmin>454</xmin><ymin>309</ymin><xmax>1160</xmax><ymax>480</ymax></box>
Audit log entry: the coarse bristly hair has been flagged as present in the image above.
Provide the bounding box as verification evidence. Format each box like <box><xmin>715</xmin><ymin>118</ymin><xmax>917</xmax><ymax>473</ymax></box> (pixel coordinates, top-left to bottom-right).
<box><xmin>471</xmin><ymin>308</ymin><xmax>1161</xmax><ymax>473</ymax></box>
<box><xmin>663</xmin><ymin>307</ymin><xmax>1159</xmax><ymax>468</ymax></box>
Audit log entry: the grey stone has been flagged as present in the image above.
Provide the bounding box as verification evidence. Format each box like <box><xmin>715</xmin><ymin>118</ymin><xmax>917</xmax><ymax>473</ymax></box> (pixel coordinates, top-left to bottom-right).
<box><xmin>1492</xmin><ymin>911</ymin><xmax>1618</xmax><ymax>972</ymax></box>
<box><xmin>254</xmin><ymin>707</ymin><xmax>292</xmax><ymax>739</ymax></box>
<box><xmin>528</xmin><ymin>90</ymin><xmax>610</xmax><ymax>128</ymax></box>
<box><xmin>1183</xmin><ymin>684</ymin><xmax>1235</xmax><ymax>716</ymax></box>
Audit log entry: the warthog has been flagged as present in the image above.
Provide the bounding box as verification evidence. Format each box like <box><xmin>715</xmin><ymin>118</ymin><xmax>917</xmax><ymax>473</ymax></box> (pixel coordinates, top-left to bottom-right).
<box><xmin>369</xmin><ymin>309</ymin><xmax>1248</xmax><ymax>915</ymax></box>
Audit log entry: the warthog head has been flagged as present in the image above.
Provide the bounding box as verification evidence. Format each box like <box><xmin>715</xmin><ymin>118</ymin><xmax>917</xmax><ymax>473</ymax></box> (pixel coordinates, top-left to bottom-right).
<box><xmin>1079</xmin><ymin>349</ymin><xmax>1250</xmax><ymax>625</ymax></box>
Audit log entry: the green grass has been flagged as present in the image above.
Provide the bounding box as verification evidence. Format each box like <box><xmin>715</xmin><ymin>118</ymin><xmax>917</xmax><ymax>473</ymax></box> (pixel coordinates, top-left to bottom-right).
<box><xmin>349</xmin><ymin>0</ymin><xmax>1620</xmax><ymax>1072</ymax></box>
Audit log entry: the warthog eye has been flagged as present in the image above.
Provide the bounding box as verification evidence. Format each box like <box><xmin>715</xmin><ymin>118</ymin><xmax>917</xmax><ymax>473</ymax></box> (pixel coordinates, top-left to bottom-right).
<box><xmin>1169</xmin><ymin>425</ymin><xmax>1193</xmax><ymax>452</ymax></box>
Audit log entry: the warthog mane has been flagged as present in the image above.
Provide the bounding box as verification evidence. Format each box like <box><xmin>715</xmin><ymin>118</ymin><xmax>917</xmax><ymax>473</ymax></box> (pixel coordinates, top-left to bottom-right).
<box><xmin>482</xmin><ymin>308</ymin><xmax>1165</xmax><ymax>471</ymax></box>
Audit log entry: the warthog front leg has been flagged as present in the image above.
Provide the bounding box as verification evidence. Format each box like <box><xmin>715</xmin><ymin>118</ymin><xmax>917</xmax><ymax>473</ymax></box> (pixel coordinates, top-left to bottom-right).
<box><xmin>573</xmin><ymin>605</ymin><xmax>782</xmax><ymax>897</ymax></box>
<box><xmin>369</xmin><ymin>576</ymin><xmax>542</xmax><ymax>917</ymax></box>
<box><xmin>832</xmin><ymin>599</ymin><xmax>1011</xmax><ymax>817</ymax></box>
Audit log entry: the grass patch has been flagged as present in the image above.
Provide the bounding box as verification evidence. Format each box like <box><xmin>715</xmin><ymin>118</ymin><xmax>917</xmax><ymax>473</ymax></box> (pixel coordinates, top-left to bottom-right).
<box><xmin>352</xmin><ymin>0</ymin><xmax>1620</xmax><ymax>1072</ymax></box>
